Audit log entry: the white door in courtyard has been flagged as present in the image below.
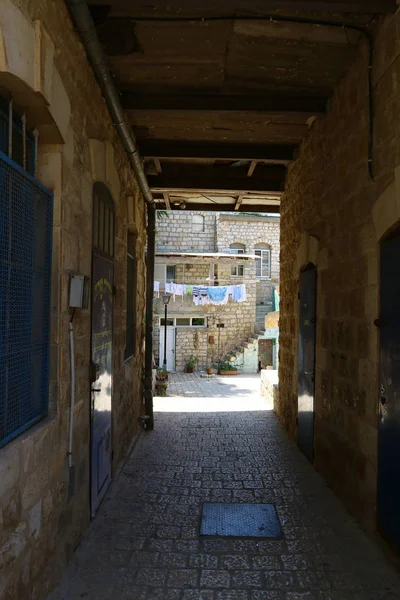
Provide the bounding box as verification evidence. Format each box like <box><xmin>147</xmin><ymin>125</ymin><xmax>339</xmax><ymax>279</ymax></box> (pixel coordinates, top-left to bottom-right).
<box><xmin>159</xmin><ymin>326</ymin><xmax>175</xmax><ymax>371</ymax></box>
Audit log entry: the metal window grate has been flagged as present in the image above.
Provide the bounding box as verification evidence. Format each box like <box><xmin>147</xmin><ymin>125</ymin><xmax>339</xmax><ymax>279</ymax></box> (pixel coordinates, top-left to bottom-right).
<box><xmin>0</xmin><ymin>150</ymin><xmax>53</xmax><ymax>447</ymax></box>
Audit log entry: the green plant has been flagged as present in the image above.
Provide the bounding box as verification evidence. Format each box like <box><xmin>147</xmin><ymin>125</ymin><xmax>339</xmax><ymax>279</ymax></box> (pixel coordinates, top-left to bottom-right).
<box><xmin>218</xmin><ymin>360</ymin><xmax>237</xmax><ymax>372</ymax></box>
<box><xmin>186</xmin><ymin>355</ymin><xmax>199</xmax><ymax>368</ymax></box>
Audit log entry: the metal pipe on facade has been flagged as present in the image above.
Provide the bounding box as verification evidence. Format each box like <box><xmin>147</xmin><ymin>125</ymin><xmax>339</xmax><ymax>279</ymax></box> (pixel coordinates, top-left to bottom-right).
<box><xmin>64</xmin><ymin>0</ymin><xmax>153</xmax><ymax>205</ymax></box>
<box><xmin>143</xmin><ymin>203</ymin><xmax>156</xmax><ymax>429</ymax></box>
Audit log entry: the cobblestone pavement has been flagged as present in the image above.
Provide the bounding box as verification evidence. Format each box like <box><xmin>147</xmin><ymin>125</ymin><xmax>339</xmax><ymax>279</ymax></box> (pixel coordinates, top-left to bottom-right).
<box><xmin>49</xmin><ymin>375</ymin><xmax>400</xmax><ymax>600</ymax></box>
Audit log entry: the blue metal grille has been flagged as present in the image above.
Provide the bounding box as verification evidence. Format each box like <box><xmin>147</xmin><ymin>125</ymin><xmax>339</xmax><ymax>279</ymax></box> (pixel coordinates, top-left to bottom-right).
<box><xmin>0</xmin><ymin>150</ymin><xmax>53</xmax><ymax>447</ymax></box>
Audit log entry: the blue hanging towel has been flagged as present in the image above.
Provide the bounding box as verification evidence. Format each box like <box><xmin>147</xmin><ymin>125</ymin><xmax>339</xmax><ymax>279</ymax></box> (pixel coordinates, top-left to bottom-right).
<box><xmin>207</xmin><ymin>286</ymin><xmax>228</xmax><ymax>305</ymax></box>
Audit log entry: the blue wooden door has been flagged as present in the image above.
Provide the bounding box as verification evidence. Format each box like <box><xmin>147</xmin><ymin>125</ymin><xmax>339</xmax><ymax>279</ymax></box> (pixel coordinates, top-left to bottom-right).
<box><xmin>298</xmin><ymin>267</ymin><xmax>317</xmax><ymax>461</ymax></box>
<box><xmin>90</xmin><ymin>183</ymin><xmax>114</xmax><ymax>518</ymax></box>
<box><xmin>377</xmin><ymin>233</ymin><xmax>400</xmax><ymax>551</ymax></box>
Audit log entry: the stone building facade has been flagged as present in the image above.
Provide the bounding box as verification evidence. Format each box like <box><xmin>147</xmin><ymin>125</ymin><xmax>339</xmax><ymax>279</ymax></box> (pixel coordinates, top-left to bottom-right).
<box><xmin>0</xmin><ymin>2</ymin><xmax>146</xmax><ymax>599</ymax></box>
<box><xmin>154</xmin><ymin>211</ymin><xmax>279</xmax><ymax>371</ymax></box>
<box><xmin>279</xmin><ymin>12</ymin><xmax>400</xmax><ymax>536</ymax></box>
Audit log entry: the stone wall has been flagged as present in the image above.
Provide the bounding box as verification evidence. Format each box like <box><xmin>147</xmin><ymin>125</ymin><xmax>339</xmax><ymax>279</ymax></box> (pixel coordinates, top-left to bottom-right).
<box><xmin>279</xmin><ymin>13</ymin><xmax>400</xmax><ymax>532</ymax></box>
<box><xmin>216</xmin><ymin>214</ymin><xmax>280</xmax><ymax>305</ymax></box>
<box><xmin>156</xmin><ymin>211</ymin><xmax>216</xmax><ymax>252</ymax></box>
<box><xmin>0</xmin><ymin>2</ymin><xmax>146</xmax><ymax>599</ymax></box>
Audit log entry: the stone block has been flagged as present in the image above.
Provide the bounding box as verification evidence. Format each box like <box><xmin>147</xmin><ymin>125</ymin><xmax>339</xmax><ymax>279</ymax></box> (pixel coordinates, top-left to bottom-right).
<box><xmin>0</xmin><ymin>444</ymin><xmax>20</xmax><ymax>495</ymax></box>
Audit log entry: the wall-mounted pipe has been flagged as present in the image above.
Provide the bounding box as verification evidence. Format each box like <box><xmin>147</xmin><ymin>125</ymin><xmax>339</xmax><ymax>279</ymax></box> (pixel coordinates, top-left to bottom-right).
<box><xmin>65</xmin><ymin>0</ymin><xmax>153</xmax><ymax>204</ymax></box>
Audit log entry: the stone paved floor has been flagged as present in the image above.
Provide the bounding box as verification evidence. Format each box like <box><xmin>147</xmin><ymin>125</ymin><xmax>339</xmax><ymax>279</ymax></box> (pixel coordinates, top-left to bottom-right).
<box><xmin>49</xmin><ymin>374</ymin><xmax>400</xmax><ymax>600</ymax></box>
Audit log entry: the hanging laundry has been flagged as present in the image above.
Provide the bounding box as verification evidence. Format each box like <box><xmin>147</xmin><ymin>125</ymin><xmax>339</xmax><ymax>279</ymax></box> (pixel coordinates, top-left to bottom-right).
<box><xmin>207</xmin><ymin>286</ymin><xmax>229</xmax><ymax>305</ymax></box>
<box><xmin>174</xmin><ymin>283</ymin><xmax>186</xmax><ymax>298</ymax></box>
<box><xmin>193</xmin><ymin>286</ymin><xmax>209</xmax><ymax>306</ymax></box>
<box><xmin>154</xmin><ymin>281</ymin><xmax>160</xmax><ymax>297</ymax></box>
<box><xmin>232</xmin><ymin>283</ymin><xmax>247</xmax><ymax>302</ymax></box>
<box><xmin>186</xmin><ymin>285</ymin><xmax>193</xmax><ymax>295</ymax></box>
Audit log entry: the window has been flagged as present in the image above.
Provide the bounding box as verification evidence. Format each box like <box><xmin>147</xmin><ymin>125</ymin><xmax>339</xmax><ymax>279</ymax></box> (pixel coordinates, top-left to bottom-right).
<box><xmin>191</xmin><ymin>317</ymin><xmax>205</xmax><ymax>327</ymax></box>
<box><xmin>192</xmin><ymin>214</ymin><xmax>205</xmax><ymax>232</ymax></box>
<box><xmin>176</xmin><ymin>318</ymin><xmax>191</xmax><ymax>326</ymax></box>
<box><xmin>229</xmin><ymin>243</ymin><xmax>245</xmax><ymax>255</ymax></box>
<box><xmin>255</xmin><ymin>244</ymin><xmax>271</xmax><ymax>279</ymax></box>
<box><xmin>160</xmin><ymin>318</ymin><xmax>174</xmax><ymax>326</ymax></box>
<box><xmin>229</xmin><ymin>243</ymin><xmax>245</xmax><ymax>277</ymax></box>
<box><xmin>0</xmin><ymin>131</ymin><xmax>53</xmax><ymax>448</ymax></box>
<box><xmin>166</xmin><ymin>265</ymin><xmax>176</xmax><ymax>282</ymax></box>
<box><xmin>0</xmin><ymin>97</ymin><xmax>35</xmax><ymax>176</ymax></box>
<box><xmin>154</xmin><ymin>263</ymin><xmax>177</xmax><ymax>288</ymax></box>
<box><xmin>125</xmin><ymin>232</ymin><xmax>137</xmax><ymax>360</ymax></box>
<box><xmin>160</xmin><ymin>317</ymin><xmax>206</xmax><ymax>327</ymax></box>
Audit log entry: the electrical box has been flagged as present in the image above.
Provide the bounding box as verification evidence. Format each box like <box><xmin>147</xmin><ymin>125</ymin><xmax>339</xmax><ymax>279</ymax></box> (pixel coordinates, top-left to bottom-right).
<box><xmin>69</xmin><ymin>275</ymin><xmax>90</xmax><ymax>309</ymax></box>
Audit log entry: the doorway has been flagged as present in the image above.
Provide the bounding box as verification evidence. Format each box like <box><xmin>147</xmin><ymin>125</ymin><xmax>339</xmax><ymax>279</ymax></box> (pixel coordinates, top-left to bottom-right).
<box><xmin>159</xmin><ymin>326</ymin><xmax>175</xmax><ymax>371</ymax></box>
<box><xmin>377</xmin><ymin>232</ymin><xmax>400</xmax><ymax>552</ymax></box>
<box><xmin>298</xmin><ymin>265</ymin><xmax>317</xmax><ymax>461</ymax></box>
<box><xmin>90</xmin><ymin>183</ymin><xmax>114</xmax><ymax>518</ymax></box>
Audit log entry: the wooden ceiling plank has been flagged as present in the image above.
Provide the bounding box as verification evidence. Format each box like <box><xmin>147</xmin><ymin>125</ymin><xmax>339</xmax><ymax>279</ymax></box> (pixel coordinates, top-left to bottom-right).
<box><xmin>122</xmin><ymin>92</ymin><xmax>328</xmax><ymax>113</ymax></box>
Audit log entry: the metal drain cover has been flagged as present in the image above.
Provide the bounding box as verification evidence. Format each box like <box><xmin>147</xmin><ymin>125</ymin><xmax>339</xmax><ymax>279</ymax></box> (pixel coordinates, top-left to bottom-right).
<box><xmin>200</xmin><ymin>503</ymin><xmax>281</xmax><ymax>538</ymax></box>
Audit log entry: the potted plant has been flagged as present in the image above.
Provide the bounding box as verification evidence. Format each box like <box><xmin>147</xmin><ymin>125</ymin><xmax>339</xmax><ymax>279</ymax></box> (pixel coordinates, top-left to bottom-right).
<box><xmin>186</xmin><ymin>355</ymin><xmax>199</xmax><ymax>373</ymax></box>
<box><xmin>156</xmin><ymin>367</ymin><xmax>168</xmax><ymax>381</ymax></box>
<box><xmin>207</xmin><ymin>366</ymin><xmax>214</xmax><ymax>375</ymax></box>
<box><xmin>218</xmin><ymin>360</ymin><xmax>238</xmax><ymax>376</ymax></box>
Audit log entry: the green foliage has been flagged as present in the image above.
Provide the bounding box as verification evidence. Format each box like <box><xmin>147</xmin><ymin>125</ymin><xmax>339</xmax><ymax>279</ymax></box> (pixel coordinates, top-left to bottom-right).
<box><xmin>186</xmin><ymin>355</ymin><xmax>199</xmax><ymax>368</ymax></box>
<box><xmin>156</xmin><ymin>210</ymin><xmax>169</xmax><ymax>219</ymax></box>
<box><xmin>218</xmin><ymin>360</ymin><xmax>238</xmax><ymax>372</ymax></box>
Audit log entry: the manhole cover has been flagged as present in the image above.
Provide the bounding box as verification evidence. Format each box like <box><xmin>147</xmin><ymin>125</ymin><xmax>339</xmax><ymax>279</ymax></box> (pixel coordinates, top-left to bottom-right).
<box><xmin>200</xmin><ymin>503</ymin><xmax>282</xmax><ymax>538</ymax></box>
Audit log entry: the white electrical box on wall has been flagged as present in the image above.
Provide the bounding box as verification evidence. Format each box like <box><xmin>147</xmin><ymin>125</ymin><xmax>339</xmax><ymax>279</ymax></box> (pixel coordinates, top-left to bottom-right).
<box><xmin>69</xmin><ymin>275</ymin><xmax>90</xmax><ymax>309</ymax></box>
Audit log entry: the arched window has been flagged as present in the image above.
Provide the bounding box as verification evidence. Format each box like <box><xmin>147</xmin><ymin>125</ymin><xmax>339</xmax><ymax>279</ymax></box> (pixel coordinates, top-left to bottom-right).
<box><xmin>229</xmin><ymin>243</ymin><xmax>245</xmax><ymax>255</ymax></box>
<box><xmin>255</xmin><ymin>243</ymin><xmax>271</xmax><ymax>279</ymax></box>
<box><xmin>229</xmin><ymin>243</ymin><xmax>245</xmax><ymax>276</ymax></box>
<box><xmin>192</xmin><ymin>214</ymin><xmax>205</xmax><ymax>232</ymax></box>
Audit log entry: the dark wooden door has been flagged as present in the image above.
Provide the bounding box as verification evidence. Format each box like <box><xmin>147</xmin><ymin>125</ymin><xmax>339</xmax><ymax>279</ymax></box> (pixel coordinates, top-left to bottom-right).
<box><xmin>298</xmin><ymin>267</ymin><xmax>317</xmax><ymax>461</ymax></box>
<box><xmin>377</xmin><ymin>233</ymin><xmax>400</xmax><ymax>552</ymax></box>
<box><xmin>90</xmin><ymin>183</ymin><xmax>114</xmax><ymax>518</ymax></box>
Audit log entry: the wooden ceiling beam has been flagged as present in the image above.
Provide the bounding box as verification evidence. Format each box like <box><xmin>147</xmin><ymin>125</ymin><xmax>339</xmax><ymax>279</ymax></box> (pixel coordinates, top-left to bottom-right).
<box><xmin>235</xmin><ymin>194</ymin><xmax>244</xmax><ymax>211</ymax></box>
<box><xmin>89</xmin><ymin>1</ymin><xmax>396</xmax><ymax>15</ymax></box>
<box><xmin>122</xmin><ymin>92</ymin><xmax>328</xmax><ymax>114</ymax></box>
<box><xmin>247</xmin><ymin>161</ymin><xmax>257</xmax><ymax>177</ymax></box>
<box><xmin>163</xmin><ymin>192</ymin><xmax>171</xmax><ymax>210</ymax></box>
<box><xmin>171</xmin><ymin>203</ymin><xmax>280</xmax><ymax>213</ymax></box>
<box><xmin>149</xmin><ymin>175</ymin><xmax>284</xmax><ymax>194</ymax></box>
<box><xmin>139</xmin><ymin>140</ymin><xmax>296</xmax><ymax>162</ymax></box>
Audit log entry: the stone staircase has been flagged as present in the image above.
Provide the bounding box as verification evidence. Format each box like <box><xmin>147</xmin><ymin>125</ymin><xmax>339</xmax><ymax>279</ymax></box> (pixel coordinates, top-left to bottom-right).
<box><xmin>222</xmin><ymin>328</ymin><xmax>266</xmax><ymax>374</ymax></box>
<box><xmin>256</xmin><ymin>303</ymin><xmax>273</xmax><ymax>328</ymax></box>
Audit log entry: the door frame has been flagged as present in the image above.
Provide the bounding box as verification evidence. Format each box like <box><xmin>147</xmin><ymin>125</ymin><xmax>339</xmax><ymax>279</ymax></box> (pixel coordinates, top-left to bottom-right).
<box><xmin>159</xmin><ymin>325</ymin><xmax>176</xmax><ymax>371</ymax></box>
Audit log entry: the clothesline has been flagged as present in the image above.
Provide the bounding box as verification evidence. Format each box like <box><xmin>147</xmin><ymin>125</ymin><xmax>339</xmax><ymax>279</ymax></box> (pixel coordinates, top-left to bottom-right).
<box><xmin>153</xmin><ymin>281</ymin><xmax>247</xmax><ymax>305</ymax></box>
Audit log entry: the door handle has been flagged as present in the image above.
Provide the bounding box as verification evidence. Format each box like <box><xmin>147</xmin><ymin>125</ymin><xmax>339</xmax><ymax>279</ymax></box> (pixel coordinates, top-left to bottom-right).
<box><xmin>305</xmin><ymin>371</ymin><xmax>314</xmax><ymax>375</ymax></box>
<box><xmin>92</xmin><ymin>388</ymin><xmax>101</xmax><ymax>392</ymax></box>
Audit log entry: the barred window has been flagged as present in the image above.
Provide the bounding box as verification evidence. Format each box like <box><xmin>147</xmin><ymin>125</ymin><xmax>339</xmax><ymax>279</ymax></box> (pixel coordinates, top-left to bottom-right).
<box><xmin>0</xmin><ymin>145</ymin><xmax>52</xmax><ymax>447</ymax></box>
